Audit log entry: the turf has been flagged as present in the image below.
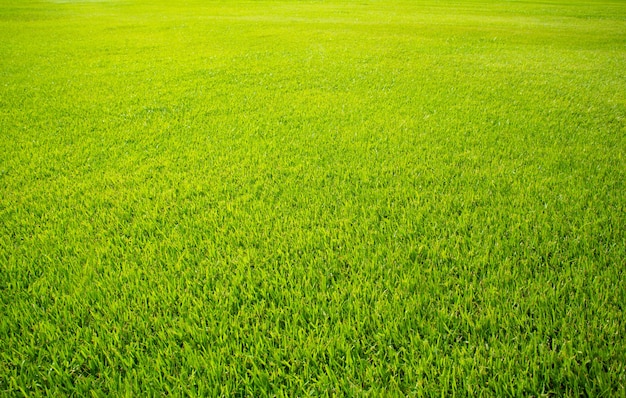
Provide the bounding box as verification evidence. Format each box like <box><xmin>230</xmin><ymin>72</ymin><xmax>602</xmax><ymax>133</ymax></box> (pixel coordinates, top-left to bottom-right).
<box><xmin>1</xmin><ymin>0</ymin><xmax>625</xmax><ymax>395</ymax></box>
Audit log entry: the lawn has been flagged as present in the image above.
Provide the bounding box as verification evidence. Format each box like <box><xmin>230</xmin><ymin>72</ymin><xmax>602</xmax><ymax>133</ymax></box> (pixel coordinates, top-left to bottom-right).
<box><xmin>1</xmin><ymin>0</ymin><xmax>625</xmax><ymax>395</ymax></box>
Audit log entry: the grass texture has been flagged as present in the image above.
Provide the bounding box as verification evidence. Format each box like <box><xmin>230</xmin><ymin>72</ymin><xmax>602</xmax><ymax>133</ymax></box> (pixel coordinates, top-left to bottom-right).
<box><xmin>1</xmin><ymin>0</ymin><xmax>625</xmax><ymax>395</ymax></box>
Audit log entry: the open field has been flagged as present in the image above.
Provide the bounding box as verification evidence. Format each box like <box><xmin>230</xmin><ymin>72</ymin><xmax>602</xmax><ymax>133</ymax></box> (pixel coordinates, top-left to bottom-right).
<box><xmin>1</xmin><ymin>0</ymin><xmax>625</xmax><ymax>395</ymax></box>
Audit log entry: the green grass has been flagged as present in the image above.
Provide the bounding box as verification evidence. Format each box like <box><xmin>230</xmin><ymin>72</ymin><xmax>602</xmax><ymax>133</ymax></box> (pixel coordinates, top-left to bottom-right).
<box><xmin>1</xmin><ymin>0</ymin><xmax>625</xmax><ymax>395</ymax></box>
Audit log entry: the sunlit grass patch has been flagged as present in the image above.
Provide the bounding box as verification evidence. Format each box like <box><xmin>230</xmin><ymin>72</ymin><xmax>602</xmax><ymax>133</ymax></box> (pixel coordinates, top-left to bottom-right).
<box><xmin>1</xmin><ymin>0</ymin><xmax>625</xmax><ymax>395</ymax></box>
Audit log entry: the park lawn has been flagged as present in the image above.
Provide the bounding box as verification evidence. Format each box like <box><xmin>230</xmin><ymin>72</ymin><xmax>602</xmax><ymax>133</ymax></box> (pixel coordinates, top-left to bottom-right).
<box><xmin>1</xmin><ymin>0</ymin><xmax>625</xmax><ymax>395</ymax></box>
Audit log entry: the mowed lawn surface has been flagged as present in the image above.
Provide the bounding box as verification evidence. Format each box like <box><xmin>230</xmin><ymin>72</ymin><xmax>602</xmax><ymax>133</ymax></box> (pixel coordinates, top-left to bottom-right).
<box><xmin>1</xmin><ymin>0</ymin><xmax>625</xmax><ymax>395</ymax></box>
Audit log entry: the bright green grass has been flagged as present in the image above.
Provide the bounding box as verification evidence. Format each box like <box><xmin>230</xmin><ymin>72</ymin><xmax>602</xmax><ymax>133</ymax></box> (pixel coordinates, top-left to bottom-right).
<box><xmin>1</xmin><ymin>0</ymin><xmax>625</xmax><ymax>395</ymax></box>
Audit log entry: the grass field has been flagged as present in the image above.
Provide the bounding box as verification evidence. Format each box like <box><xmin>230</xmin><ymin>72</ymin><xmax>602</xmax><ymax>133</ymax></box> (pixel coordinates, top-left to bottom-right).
<box><xmin>1</xmin><ymin>0</ymin><xmax>625</xmax><ymax>395</ymax></box>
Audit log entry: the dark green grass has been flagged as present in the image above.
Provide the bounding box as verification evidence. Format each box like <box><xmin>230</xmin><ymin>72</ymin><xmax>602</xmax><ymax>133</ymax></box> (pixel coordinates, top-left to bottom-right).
<box><xmin>1</xmin><ymin>0</ymin><xmax>625</xmax><ymax>395</ymax></box>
